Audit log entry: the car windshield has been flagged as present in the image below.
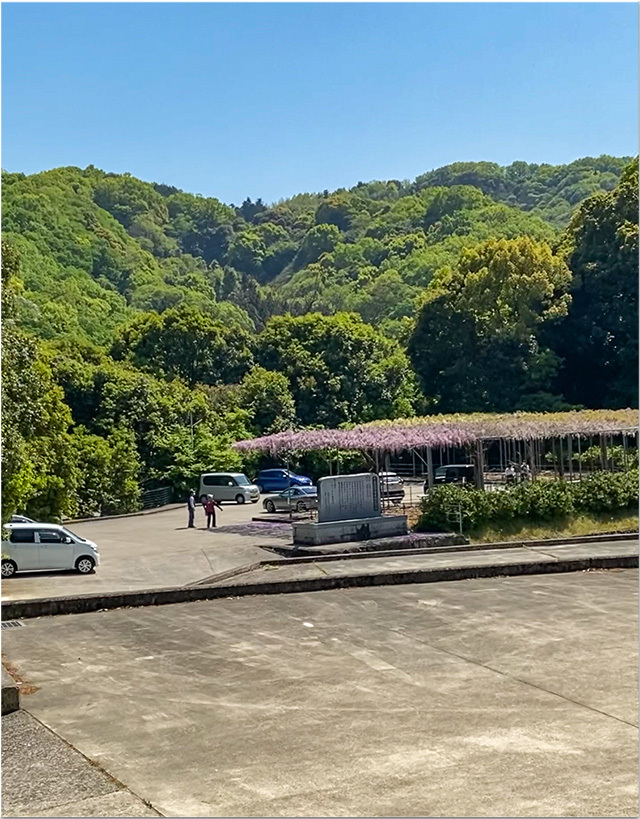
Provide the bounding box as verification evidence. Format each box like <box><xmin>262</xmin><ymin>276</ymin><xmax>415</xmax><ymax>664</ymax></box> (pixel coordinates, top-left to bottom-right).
<box><xmin>435</xmin><ymin>468</ymin><xmax>446</xmax><ymax>477</ymax></box>
<box><xmin>62</xmin><ymin>528</ymin><xmax>86</xmax><ymax>542</ymax></box>
<box><xmin>234</xmin><ymin>475</ymin><xmax>251</xmax><ymax>486</ymax></box>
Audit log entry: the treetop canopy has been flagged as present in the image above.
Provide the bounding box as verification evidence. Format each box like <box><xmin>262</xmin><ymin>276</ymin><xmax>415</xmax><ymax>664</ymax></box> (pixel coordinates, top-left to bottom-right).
<box><xmin>233</xmin><ymin>408</ymin><xmax>638</xmax><ymax>456</ymax></box>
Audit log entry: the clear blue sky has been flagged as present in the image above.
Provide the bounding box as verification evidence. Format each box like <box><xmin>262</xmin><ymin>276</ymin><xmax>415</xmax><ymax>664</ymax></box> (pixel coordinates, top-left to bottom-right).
<box><xmin>2</xmin><ymin>3</ymin><xmax>638</xmax><ymax>204</ymax></box>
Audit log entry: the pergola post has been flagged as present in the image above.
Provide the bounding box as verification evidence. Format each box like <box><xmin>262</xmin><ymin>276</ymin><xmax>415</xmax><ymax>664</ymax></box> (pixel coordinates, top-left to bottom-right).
<box><xmin>426</xmin><ymin>447</ymin><xmax>434</xmax><ymax>489</ymax></box>
<box><xmin>577</xmin><ymin>435</ymin><xmax>582</xmax><ymax>479</ymax></box>
<box><xmin>558</xmin><ymin>438</ymin><xmax>565</xmax><ymax>481</ymax></box>
<box><xmin>599</xmin><ymin>435</ymin><xmax>607</xmax><ymax>471</ymax></box>
<box><xmin>475</xmin><ymin>441</ymin><xmax>485</xmax><ymax>490</ymax></box>
<box><xmin>527</xmin><ymin>440</ymin><xmax>536</xmax><ymax>480</ymax></box>
<box><xmin>567</xmin><ymin>436</ymin><xmax>574</xmax><ymax>481</ymax></box>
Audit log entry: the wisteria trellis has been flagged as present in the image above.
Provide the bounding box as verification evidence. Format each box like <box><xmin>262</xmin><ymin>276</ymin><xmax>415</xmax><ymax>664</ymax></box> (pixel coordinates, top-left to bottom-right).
<box><xmin>233</xmin><ymin>409</ymin><xmax>639</xmax><ymax>456</ymax></box>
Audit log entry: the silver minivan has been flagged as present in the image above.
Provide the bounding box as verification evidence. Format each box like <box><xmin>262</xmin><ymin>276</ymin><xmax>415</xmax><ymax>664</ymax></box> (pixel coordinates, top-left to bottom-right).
<box><xmin>199</xmin><ymin>473</ymin><xmax>260</xmax><ymax>505</ymax></box>
<box><xmin>2</xmin><ymin>523</ymin><xmax>100</xmax><ymax>577</ymax></box>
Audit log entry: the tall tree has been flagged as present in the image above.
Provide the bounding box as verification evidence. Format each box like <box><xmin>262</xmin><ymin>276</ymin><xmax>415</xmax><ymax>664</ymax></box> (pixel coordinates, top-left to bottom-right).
<box><xmin>409</xmin><ymin>237</ymin><xmax>572</xmax><ymax>412</ymax></box>
<box><xmin>257</xmin><ymin>312</ymin><xmax>418</xmax><ymax>427</ymax></box>
<box><xmin>547</xmin><ymin>159</ymin><xmax>639</xmax><ymax>408</ymax></box>
<box><xmin>1</xmin><ymin>242</ymin><xmax>76</xmax><ymax>520</ymax></box>
<box><xmin>112</xmin><ymin>305</ymin><xmax>254</xmax><ymax>387</ymax></box>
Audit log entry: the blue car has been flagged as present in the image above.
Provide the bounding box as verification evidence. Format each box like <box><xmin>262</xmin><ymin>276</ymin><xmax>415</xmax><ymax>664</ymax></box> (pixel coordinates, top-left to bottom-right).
<box><xmin>255</xmin><ymin>469</ymin><xmax>312</xmax><ymax>493</ymax></box>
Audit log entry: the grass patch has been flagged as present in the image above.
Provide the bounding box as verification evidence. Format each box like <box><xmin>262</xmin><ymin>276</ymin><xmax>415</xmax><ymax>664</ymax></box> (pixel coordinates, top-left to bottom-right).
<box><xmin>468</xmin><ymin>510</ymin><xmax>638</xmax><ymax>544</ymax></box>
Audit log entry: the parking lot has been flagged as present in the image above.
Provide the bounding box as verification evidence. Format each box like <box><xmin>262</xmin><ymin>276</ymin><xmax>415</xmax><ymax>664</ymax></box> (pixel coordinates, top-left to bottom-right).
<box><xmin>3</xmin><ymin>569</ymin><xmax>637</xmax><ymax>817</ymax></box>
<box><xmin>1</xmin><ymin>500</ymin><xmax>284</xmax><ymax>602</ymax></box>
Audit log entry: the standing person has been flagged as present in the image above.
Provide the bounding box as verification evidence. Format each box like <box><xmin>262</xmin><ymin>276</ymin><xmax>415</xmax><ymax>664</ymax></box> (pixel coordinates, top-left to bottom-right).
<box><xmin>521</xmin><ymin>462</ymin><xmax>531</xmax><ymax>482</ymax></box>
<box><xmin>504</xmin><ymin>464</ymin><xmax>516</xmax><ymax>485</ymax></box>
<box><xmin>187</xmin><ymin>490</ymin><xmax>196</xmax><ymax>528</ymax></box>
<box><xmin>204</xmin><ymin>494</ymin><xmax>223</xmax><ymax>529</ymax></box>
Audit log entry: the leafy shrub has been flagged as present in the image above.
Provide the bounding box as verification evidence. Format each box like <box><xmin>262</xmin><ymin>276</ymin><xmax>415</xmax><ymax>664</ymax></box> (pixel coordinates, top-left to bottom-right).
<box><xmin>573</xmin><ymin>469</ymin><xmax>639</xmax><ymax>513</ymax></box>
<box><xmin>416</xmin><ymin>470</ymin><xmax>638</xmax><ymax>532</ymax></box>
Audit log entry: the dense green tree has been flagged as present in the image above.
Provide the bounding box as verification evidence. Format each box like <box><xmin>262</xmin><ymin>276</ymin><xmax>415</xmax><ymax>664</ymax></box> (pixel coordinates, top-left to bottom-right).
<box><xmin>409</xmin><ymin>237</ymin><xmax>572</xmax><ymax>411</ymax></box>
<box><xmin>546</xmin><ymin>159</ymin><xmax>639</xmax><ymax>408</ymax></box>
<box><xmin>1</xmin><ymin>243</ymin><xmax>76</xmax><ymax>521</ymax></box>
<box><xmin>240</xmin><ymin>366</ymin><xmax>296</xmax><ymax>434</ymax></box>
<box><xmin>292</xmin><ymin>224</ymin><xmax>340</xmax><ymax>271</ymax></box>
<box><xmin>70</xmin><ymin>426</ymin><xmax>141</xmax><ymax>517</ymax></box>
<box><xmin>112</xmin><ymin>305</ymin><xmax>254</xmax><ymax>387</ymax></box>
<box><xmin>257</xmin><ymin>312</ymin><xmax>418</xmax><ymax>426</ymax></box>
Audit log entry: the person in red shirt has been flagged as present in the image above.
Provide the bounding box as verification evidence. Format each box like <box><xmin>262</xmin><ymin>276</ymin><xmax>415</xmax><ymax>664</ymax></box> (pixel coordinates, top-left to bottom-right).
<box><xmin>204</xmin><ymin>494</ymin><xmax>223</xmax><ymax>529</ymax></box>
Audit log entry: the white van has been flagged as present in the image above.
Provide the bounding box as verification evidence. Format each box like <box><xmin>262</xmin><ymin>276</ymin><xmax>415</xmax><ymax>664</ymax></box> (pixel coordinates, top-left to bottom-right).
<box><xmin>199</xmin><ymin>473</ymin><xmax>260</xmax><ymax>505</ymax></box>
<box><xmin>1</xmin><ymin>523</ymin><xmax>100</xmax><ymax>577</ymax></box>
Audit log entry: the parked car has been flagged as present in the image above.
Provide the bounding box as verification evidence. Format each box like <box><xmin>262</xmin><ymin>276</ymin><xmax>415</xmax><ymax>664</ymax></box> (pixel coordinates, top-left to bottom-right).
<box><xmin>255</xmin><ymin>469</ymin><xmax>312</xmax><ymax>493</ymax></box>
<box><xmin>378</xmin><ymin>472</ymin><xmax>405</xmax><ymax>503</ymax></box>
<box><xmin>263</xmin><ymin>486</ymin><xmax>318</xmax><ymax>513</ymax></box>
<box><xmin>199</xmin><ymin>473</ymin><xmax>260</xmax><ymax>505</ymax></box>
<box><xmin>1</xmin><ymin>523</ymin><xmax>100</xmax><ymax>577</ymax></box>
<box><xmin>424</xmin><ymin>464</ymin><xmax>475</xmax><ymax>492</ymax></box>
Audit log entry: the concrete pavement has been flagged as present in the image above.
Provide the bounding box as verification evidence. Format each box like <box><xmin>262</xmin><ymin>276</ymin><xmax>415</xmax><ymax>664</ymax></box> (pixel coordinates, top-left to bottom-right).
<box><xmin>1</xmin><ymin>710</ymin><xmax>158</xmax><ymax>817</ymax></box>
<box><xmin>2</xmin><ymin>570</ymin><xmax>637</xmax><ymax>816</ymax></box>
<box><xmin>3</xmin><ymin>536</ymin><xmax>636</xmax><ymax>621</ymax></box>
<box><xmin>1</xmin><ymin>502</ymin><xmax>288</xmax><ymax>603</ymax></box>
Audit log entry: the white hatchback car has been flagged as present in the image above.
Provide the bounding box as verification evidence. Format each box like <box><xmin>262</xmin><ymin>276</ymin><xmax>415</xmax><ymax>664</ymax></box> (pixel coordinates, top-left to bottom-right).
<box><xmin>1</xmin><ymin>523</ymin><xmax>100</xmax><ymax>577</ymax></box>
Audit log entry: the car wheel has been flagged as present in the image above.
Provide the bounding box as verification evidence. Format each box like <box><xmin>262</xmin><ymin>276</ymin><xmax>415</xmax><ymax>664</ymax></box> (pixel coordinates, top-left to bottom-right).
<box><xmin>75</xmin><ymin>556</ymin><xmax>95</xmax><ymax>574</ymax></box>
<box><xmin>1</xmin><ymin>560</ymin><xmax>17</xmax><ymax>578</ymax></box>
<box><xmin>235</xmin><ymin>494</ymin><xmax>246</xmax><ymax>504</ymax></box>
<box><xmin>296</xmin><ymin>501</ymin><xmax>307</xmax><ymax>512</ymax></box>
<box><xmin>266</xmin><ymin>500</ymin><xmax>276</xmax><ymax>513</ymax></box>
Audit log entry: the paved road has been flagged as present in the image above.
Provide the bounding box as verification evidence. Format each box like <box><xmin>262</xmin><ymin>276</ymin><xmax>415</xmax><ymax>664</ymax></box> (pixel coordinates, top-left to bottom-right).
<box><xmin>1</xmin><ymin>500</ymin><xmax>289</xmax><ymax>602</ymax></box>
<box><xmin>3</xmin><ymin>570</ymin><xmax>638</xmax><ymax>817</ymax></box>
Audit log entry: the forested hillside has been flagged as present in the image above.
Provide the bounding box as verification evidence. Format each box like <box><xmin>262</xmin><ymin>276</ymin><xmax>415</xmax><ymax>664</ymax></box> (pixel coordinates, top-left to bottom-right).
<box><xmin>2</xmin><ymin>155</ymin><xmax>637</xmax><ymax>521</ymax></box>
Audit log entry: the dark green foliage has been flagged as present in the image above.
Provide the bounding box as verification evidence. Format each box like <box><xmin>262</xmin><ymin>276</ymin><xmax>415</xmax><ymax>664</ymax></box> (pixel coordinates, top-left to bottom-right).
<box><xmin>546</xmin><ymin>159</ymin><xmax>639</xmax><ymax>408</ymax></box>
<box><xmin>408</xmin><ymin>237</ymin><xmax>572</xmax><ymax>412</ymax></box>
<box><xmin>1</xmin><ymin>241</ymin><xmax>75</xmax><ymax>521</ymax></box>
<box><xmin>417</xmin><ymin>470</ymin><xmax>639</xmax><ymax>533</ymax></box>
<box><xmin>256</xmin><ymin>312</ymin><xmax>419</xmax><ymax>427</ymax></box>
<box><xmin>111</xmin><ymin>305</ymin><xmax>254</xmax><ymax>387</ymax></box>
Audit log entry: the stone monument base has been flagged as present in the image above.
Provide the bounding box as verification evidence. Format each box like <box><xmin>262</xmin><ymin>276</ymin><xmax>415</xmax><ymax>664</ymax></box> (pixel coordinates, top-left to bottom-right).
<box><xmin>292</xmin><ymin>515</ymin><xmax>408</xmax><ymax>546</ymax></box>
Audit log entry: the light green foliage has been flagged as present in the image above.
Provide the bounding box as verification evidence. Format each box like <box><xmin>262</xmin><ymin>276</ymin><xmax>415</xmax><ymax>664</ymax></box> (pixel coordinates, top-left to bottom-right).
<box><xmin>409</xmin><ymin>237</ymin><xmax>572</xmax><ymax>412</ymax></box>
<box><xmin>240</xmin><ymin>366</ymin><xmax>296</xmax><ymax>434</ymax></box>
<box><xmin>413</xmin><ymin>156</ymin><xmax>631</xmax><ymax>227</ymax></box>
<box><xmin>292</xmin><ymin>224</ymin><xmax>341</xmax><ymax>271</ymax></box>
<box><xmin>1</xmin><ymin>242</ymin><xmax>76</xmax><ymax>521</ymax></box>
<box><xmin>417</xmin><ymin>469</ymin><xmax>639</xmax><ymax>533</ymax></box>
<box><xmin>70</xmin><ymin>427</ymin><xmax>141</xmax><ymax>517</ymax></box>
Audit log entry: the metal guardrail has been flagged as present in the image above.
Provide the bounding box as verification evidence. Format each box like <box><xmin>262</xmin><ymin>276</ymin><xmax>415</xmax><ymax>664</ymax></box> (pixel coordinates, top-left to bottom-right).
<box><xmin>141</xmin><ymin>486</ymin><xmax>174</xmax><ymax>510</ymax></box>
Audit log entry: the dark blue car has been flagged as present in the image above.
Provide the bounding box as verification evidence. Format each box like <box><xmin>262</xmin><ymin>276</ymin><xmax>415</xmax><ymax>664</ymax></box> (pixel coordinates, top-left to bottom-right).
<box><xmin>255</xmin><ymin>469</ymin><xmax>312</xmax><ymax>493</ymax></box>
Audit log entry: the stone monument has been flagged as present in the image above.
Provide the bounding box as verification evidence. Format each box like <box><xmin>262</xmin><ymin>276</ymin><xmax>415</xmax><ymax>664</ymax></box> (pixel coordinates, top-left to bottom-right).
<box><xmin>292</xmin><ymin>473</ymin><xmax>408</xmax><ymax>546</ymax></box>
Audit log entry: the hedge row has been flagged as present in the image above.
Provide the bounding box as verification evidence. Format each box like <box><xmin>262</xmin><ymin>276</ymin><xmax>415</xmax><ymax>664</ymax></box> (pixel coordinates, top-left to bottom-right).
<box><xmin>416</xmin><ymin>470</ymin><xmax>639</xmax><ymax>533</ymax></box>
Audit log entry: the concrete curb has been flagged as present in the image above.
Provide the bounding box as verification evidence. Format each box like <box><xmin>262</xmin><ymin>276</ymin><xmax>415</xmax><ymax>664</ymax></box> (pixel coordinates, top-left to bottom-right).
<box><xmin>63</xmin><ymin>503</ymin><xmax>183</xmax><ymax>525</ymax></box>
<box><xmin>471</xmin><ymin>531</ymin><xmax>639</xmax><ymax>549</ymax></box>
<box><xmin>189</xmin><ymin>535</ymin><xmax>640</xmax><ymax>586</ymax></box>
<box><xmin>2</xmin><ymin>667</ymin><xmax>20</xmax><ymax>715</ymax></box>
<box><xmin>2</xmin><ymin>554</ymin><xmax>637</xmax><ymax>621</ymax></box>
